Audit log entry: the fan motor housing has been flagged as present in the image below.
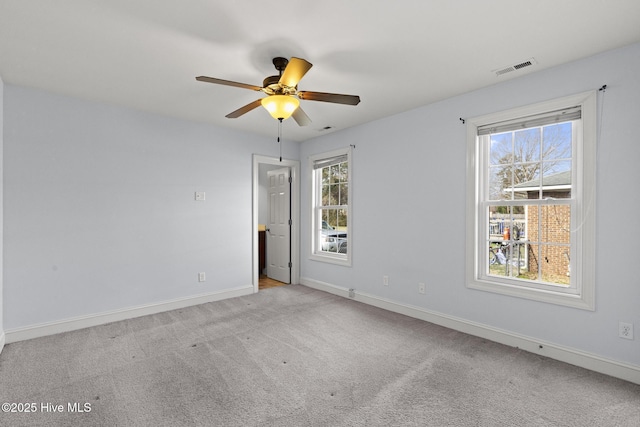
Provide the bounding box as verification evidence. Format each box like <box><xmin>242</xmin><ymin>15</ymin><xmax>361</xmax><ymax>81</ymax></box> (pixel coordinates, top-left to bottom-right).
<box><xmin>262</xmin><ymin>75</ymin><xmax>280</xmax><ymax>88</ymax></box>
<box><xmin>263</xmin><ymin>75</ymin><xmax>296</xmax><ymax>95</ymax></box>
<box><xmin>262</xmin><ymin>57</ymin><xmax>294</xmax><ymax>95</ymax></box>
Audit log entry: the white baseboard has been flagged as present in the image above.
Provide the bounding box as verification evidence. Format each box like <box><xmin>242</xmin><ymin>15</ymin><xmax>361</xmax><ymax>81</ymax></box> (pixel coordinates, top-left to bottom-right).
<box><xmin>300</xmin><ymin>277</ymin><xmax>640</xmax><ymax>385</ymax></box>
<box><xmin>5</xmin><ymin>285</ymin><xmax>254</xmax><ymax>344</ymax></box>
<box><xmin>0</xmin><ymin>331</ymin><xmax>5</xmax><ymax>356</ymax></box>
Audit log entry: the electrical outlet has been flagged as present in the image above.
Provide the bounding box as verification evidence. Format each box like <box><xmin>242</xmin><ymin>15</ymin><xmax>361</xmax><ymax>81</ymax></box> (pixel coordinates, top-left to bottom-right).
<box><xmin>198</xmin><ymin>272</ymin><xmax>206</xmax><ymax>282</ymax></box>
<box><xmin>195</xmin><ymin>192</ymin><xmax>205</xmax><ymax>201</ymax></box>
<box><xmin>383</xmin><ymin>275</ymin><xmax>389</xmax><ymax>286</ymax></box>
<box><xmin>418</xmin><ymin>283</ymin><xmax>426</xmax><ymax>294</ymax></box>
<box><xmin>348</xmin><ymin>288</ymin><xmax>355</xmax><ymax>298</ymax></box>
<box><xmin>619</xmin><ymin>322</ymin><xmax>633</xmax><ymax>340</ymax></box>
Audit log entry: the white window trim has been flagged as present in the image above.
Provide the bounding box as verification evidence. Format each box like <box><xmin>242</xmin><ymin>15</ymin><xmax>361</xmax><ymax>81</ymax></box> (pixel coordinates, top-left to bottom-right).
<box><xmin>465</xmin><ymin>91</ymin><xmax>596</xmax><ymax>310</ymax></box>
<box><xmin>309</xmin><ymin>147</ymin><xmax>352</xmax><ymax>266</ymax></box>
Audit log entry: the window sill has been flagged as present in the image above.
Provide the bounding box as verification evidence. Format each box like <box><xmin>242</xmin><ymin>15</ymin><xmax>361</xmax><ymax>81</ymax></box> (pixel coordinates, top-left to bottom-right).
<box><xmin>310</xmin><ymin>252</ymin><xmax>352</xmax><ymax>267</ymax></box>
<box><xmin>467</xmin><ymin>277</ymin><xmax>594</xmax><ymax>310</ymax></box>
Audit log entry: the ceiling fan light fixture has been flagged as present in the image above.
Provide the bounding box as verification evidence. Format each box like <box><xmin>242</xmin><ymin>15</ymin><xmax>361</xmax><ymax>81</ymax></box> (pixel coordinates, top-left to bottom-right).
<box><xmin>197</xmin><ymin>56</ymin><xmax>360</xmax><ymax>125</ymax></box>
<box><xmin>261</xmin><ymin>95</ymin><xmax>299</xmax><ymax>120</ymax></box>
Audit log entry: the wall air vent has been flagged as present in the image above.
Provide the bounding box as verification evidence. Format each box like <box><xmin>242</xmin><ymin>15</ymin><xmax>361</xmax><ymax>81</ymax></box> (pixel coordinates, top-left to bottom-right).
<box><xmin>494</xmin><ymin>57</ymin><xmax>537</xmax><ymax>77</ymax></box>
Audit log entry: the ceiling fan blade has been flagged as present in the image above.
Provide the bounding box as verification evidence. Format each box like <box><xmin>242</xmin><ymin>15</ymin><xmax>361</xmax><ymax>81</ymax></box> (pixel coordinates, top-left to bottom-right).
<box><xmin>297</xmin><ymin>91</ymin><xmax>361</xmax><ymax>106</ymax></box>
<box><xmin>225</xmin><ymin>99</ymin><xmax>263</xmax><ymax>118</ymax></box>
<box><xmin>292</xmin><ymin>107</ymin><xmax>312</xmax><ymax>127</ymax></box>
<box><xmin>196</xmin><ymin>76</ymin><xmax>263</xmax><ymax>92</ymax></box>
<box><xmin>279</xmin><ymin>57</ymin><xmax>313</xmax><ymax>88</ymax></box>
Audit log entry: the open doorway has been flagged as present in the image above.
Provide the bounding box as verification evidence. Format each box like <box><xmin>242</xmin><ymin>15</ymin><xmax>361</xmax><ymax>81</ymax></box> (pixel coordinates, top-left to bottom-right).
<box><xmin>252</xmin><ymin>155</ymin><xmax>300</xmax><ymax>292</ymax></box>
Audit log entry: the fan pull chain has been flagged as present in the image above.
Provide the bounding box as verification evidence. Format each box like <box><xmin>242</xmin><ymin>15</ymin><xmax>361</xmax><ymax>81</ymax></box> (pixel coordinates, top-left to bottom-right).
<box><xmin>278</xmin><ymin>118</ymin><xmax>283</xmax><ymax>162</ymax></box>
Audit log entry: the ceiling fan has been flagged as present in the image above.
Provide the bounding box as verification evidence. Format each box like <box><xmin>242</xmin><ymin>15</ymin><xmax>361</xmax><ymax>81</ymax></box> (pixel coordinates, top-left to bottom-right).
<box><xmin>196</xmin><ymin>57</ymin><xmax>360</xmax><ymax>126</ymax></box>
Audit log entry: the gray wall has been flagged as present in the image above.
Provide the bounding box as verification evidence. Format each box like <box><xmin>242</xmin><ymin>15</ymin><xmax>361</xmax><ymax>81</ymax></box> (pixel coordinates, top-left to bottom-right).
<box><xmin>3</xmin><ymin>85</ymin><xmax>299</xmax><ymax>330</ymax></box>
<box><xmin>299</xmin><ymin>42</ymin><xmax>640</xmax><ymax>367</ymax></box>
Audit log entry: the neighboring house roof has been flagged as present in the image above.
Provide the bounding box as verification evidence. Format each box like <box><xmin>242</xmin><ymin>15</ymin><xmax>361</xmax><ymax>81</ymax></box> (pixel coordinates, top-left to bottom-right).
<box><xmin>512</xmin><ymin>170</ymin><xmax>571</xmax><ymax>192</ymax></box>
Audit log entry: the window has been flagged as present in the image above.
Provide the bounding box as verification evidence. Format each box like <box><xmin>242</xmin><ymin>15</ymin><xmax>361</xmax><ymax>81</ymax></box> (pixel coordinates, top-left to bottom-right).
<box><xmin>310</xmin><ymin>147</ymin><xmax>352</xmax><ymax>266</ymax></box>
<box><xmin>466</xmin><ymin>92</ymin><xmax>596</xmax><ymax>309</ymax></box>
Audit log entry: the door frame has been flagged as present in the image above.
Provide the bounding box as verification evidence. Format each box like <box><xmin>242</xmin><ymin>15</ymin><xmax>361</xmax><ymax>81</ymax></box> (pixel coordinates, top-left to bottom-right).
<box><xmin>252</xmin><ymin>154</ymin><xmax>300</xmax><ymax>292</ymax></box>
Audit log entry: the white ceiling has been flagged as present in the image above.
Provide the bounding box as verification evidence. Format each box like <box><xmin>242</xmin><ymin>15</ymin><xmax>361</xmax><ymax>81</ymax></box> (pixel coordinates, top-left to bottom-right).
<box><xmin>1</xmin><ymin>1</ymin><xmax>639</xmax><ymax>142</ymax></box>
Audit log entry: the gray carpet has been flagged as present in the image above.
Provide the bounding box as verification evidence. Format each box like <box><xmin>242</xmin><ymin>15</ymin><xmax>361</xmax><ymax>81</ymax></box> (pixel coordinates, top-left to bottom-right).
<box><xmin>0</xmin><ymin>284</ymin><xmax>638</xmax><ymax>426</ymax></box>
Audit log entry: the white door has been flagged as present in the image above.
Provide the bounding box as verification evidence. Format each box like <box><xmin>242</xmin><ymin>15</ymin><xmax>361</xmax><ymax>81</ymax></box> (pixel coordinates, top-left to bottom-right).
<box><xmin>267</xmin><ymin>168</ymin><xmax>291</xmax><ymax>283</ymax></box>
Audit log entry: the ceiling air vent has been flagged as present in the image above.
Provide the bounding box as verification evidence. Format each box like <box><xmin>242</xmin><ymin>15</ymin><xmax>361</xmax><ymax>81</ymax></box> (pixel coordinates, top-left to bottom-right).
<box><xmin>494</xmin><ymin>58</ymin><xmax>537</xmax><ymax>77</ymax></box>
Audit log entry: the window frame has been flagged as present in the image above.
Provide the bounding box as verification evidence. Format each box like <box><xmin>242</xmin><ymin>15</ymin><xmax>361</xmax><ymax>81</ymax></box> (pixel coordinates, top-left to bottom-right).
<box><xmin>465</xmin><ymin>91</ymin><xmax>596</xmax><ymax>310</ymax></box>
<box><xmin>309</xmin><ymin>147</ymin><xmax>352</xmax><ymax>266</ymax></box>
